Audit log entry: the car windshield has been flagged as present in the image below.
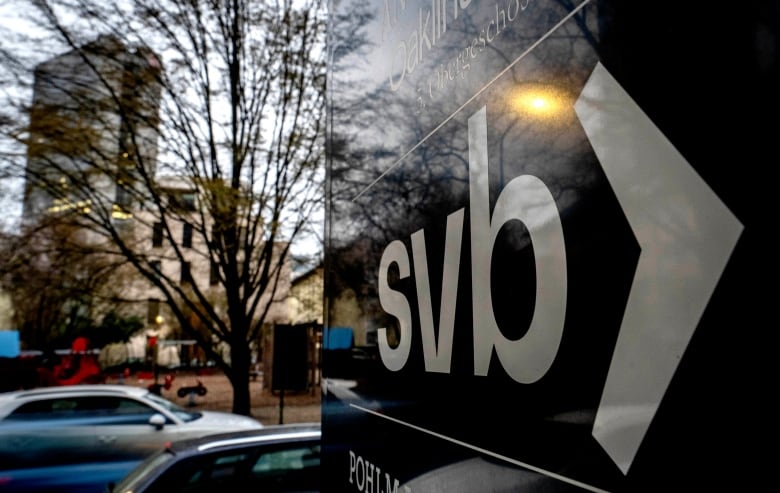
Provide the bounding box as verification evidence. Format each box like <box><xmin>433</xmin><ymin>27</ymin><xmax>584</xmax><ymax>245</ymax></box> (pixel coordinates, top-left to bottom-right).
<box><xmin>110</xmin><ymin>450</ymin><xmax>174</xmax><ymax>493</ymax></box>
<box><xmin>144</xmin><ymin>392</ymin><xmax>202</xmax><ymax>422</ymax></box>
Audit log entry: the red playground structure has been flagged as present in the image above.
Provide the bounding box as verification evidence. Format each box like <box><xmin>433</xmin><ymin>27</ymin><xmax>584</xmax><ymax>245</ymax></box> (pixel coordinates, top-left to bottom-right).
<box><xmin>36</xmin><ymin>337</ymin><xmax>106</xmax><ymax>386</ymax></box>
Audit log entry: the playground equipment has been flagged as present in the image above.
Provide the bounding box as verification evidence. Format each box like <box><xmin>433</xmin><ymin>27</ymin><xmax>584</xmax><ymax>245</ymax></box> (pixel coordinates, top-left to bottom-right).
<box><xmin>177</xmin><ymin>380</ymin><xmax>208</xmax><ymax>406</ymax></box>
<box><xmin>36</xmin><ymin>337</ymin><xmax>105</xmax><ymax>386</ymax></box>
<box><xmin>147</xmin><ymin>373</ymin><xmax>176</xmax><ymax>395</ymax></box>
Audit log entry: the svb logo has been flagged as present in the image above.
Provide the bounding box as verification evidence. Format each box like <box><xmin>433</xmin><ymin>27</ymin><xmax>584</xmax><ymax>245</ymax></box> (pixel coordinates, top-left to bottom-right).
<box><xmin>374</xmin><ymin>63</ymin><xmax>743</xmax><ymax>474</ymax></box>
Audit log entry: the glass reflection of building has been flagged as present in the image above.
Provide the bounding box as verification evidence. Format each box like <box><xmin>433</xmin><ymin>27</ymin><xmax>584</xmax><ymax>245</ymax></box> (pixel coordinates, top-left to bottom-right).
<box><xmin>23</xmin><ymin>34</ymin><xmax>162</xmax><ymax>222</ymax></box>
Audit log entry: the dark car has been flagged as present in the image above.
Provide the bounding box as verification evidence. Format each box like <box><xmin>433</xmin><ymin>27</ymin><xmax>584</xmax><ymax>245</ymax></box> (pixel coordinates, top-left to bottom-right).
<box><xmin>0</xmin><ymin>460</ymin><xmax>142</xmax><ymax>493</ymax></box>
<box><xmin>108</xmin><ymin>422</ymin><xmax>321</xmax><ymax>493</ymax></box>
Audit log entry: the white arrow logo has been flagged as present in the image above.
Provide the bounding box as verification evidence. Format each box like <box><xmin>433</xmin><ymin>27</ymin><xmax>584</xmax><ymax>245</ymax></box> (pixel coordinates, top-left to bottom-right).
<box><xmin>574</xmin><ymin>62</ymin><xmax>743</xmax><ymax>474</ymax></box>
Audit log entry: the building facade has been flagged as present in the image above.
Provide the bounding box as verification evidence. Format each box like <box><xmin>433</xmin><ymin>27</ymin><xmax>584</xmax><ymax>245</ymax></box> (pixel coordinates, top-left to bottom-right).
<box><xmin>20</xmin><ymin>35</ymin><xmax>292</xmax><ymax>362</ymax></box>
<box><xmin>23</xmin><ymin>34</ymin><xmax>161</xmax><ymax>222</ymax></box>
<box><xmin>288</xmin><ymin>263</ymin><xmax>324</xmax><ymax>325</ymax></box>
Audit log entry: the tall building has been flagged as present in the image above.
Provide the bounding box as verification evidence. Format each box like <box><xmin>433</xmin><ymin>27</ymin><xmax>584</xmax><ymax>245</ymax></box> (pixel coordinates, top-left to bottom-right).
<box><xmin>19</xmin><ymin>35</ymin><xmax>292</xmax><ymax>359</ymax></box>
<box><xmin>23</xmin><ymin>34</ymin><xmax>162</xmax><ymax>221</ymax></box>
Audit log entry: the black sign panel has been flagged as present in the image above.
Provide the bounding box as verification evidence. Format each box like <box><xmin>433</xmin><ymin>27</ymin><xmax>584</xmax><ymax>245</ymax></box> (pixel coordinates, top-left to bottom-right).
<box><xmin>325</xmin><ymin>1</ymin><xmax>775</xmax><ymax>491</ymax></box>
<box><xmin>273</xmin><ymin>324</ymin><xmax>310</xmax><ymax>392</ymax></box>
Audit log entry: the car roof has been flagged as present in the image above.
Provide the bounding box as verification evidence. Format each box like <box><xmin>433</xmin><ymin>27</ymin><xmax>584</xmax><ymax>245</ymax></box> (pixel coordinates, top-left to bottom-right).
<box><xmin>167</xmin><ymin>422</ymin><xmax>321</xmax><ymax>454</ymax></box>
<box><xmin>0</xmin><ymin>384</ymin><xmax>150</xmax><ymax>402</ymax></box>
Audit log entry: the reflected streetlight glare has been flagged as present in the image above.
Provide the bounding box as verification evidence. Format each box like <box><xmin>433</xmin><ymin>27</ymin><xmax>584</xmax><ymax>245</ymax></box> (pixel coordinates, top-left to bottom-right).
<box><xmin>509</xmin><ymin>83</ymin><xmax>573</xmax><ymax>125</ymax></box>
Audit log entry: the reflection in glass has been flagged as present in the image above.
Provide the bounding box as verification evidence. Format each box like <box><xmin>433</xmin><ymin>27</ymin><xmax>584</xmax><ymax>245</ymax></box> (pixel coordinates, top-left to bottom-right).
<box><xmin>508</xmin><ymin>82</ymin><xmax>575</xmax><ymax>125</ymax></box>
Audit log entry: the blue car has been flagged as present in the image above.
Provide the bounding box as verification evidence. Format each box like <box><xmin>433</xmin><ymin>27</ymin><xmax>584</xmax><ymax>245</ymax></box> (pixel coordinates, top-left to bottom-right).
<box><xmin>0</xmin><ymin>460</ymin><xmax>141</xmax><ymax>493</ymax></box>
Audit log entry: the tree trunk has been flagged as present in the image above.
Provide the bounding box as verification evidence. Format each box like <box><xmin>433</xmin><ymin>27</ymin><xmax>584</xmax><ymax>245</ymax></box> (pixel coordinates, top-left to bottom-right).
<box><xmin>228</xmin><ymin>341</ymin><xmax>252</xmax><ymax>416</ymax></box>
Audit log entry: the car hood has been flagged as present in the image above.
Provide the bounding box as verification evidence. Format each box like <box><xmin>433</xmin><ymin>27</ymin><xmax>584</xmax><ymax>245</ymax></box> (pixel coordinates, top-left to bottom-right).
<box><xmin>191</xmin><ymin>410</ymin><xmax>264</xmax><ymax>429</ymax></box>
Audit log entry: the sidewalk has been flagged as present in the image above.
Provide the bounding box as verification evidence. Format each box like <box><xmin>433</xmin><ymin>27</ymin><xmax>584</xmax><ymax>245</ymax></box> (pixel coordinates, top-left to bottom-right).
<box><xmin>108</xmin><ymin>369</ymin><xmax>322</xmax><ymax>425</ymax></box>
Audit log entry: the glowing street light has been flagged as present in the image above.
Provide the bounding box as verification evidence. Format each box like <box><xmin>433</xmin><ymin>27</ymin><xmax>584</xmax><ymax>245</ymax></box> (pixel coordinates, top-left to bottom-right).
<box><xmin>508</xmin><ymin>83</ymin><xmax>573</xmax><ymax>124</ymax></box>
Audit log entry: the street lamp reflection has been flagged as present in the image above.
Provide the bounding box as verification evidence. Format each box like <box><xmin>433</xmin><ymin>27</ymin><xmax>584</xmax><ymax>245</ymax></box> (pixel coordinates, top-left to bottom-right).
<box><xmin>509</xmin><ymin>83</ymin><xmax>573</xmax><ymax>125</ymax></box>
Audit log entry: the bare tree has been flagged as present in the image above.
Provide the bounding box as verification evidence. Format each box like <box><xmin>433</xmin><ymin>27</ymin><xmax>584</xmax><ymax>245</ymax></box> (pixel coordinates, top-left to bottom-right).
<box><xmin>0</xmin><ymin>0</ymin><xmax>325</xmax><ymax>415</ymax></box>
<box><xmin>0</xmin><ymin>220</ymin><xmax>141</xmax><ymax>350</ymax></box>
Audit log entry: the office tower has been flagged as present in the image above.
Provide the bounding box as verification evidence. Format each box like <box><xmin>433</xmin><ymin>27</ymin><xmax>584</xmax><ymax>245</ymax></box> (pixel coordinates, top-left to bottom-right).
<box><xmin>23</xmin><ymin>34</ymin><xmax>162</xmax><ymax>221</ymax></box>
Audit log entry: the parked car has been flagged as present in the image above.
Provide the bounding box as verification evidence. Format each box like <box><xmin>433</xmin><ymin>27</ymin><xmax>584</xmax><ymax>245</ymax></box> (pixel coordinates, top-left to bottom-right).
<box><xmin>107</xmin><ymin>422</ymin><xmax>321</xmax><ymax>493</ymax></box>
<box><xmin>0</xmin><ymin>384</ymin><xmax>264</xmax><ymax>472</ymax></box>
<box><xmin>0</xmin><ymin>460</ymin><xmax>142</xmax><ymax>493</ymax></box>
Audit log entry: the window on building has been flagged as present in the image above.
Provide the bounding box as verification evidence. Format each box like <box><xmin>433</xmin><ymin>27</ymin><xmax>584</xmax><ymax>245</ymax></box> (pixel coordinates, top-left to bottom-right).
<box><xmin>169</xmin><ymin>191</ymin><xmax>196</xmax><ymax>212</ymax></box>
<box><xmin>183</xmin><ymin>222</ymin><xmax>193</xmax><ymax>248</ymax></box>
<box><xmin>150</xmin><ymin>260</ymin><xmax>161</xmax><ymax>279</ymax></box>
<box><xmin>181</xmin><ymin>261</ymin><xmax>192</xmax><ymax>284</ymax></box>
<box><xmin>152</xmin><ymin>222</ymin><xmax>163</xmax><ymax>247</ymax></box>
<box><xmin>211</xmin><ymin>225</ymin><xmax>221</xmax><ymax>248</ymax></box>
<box><xmin>147</xmin><ymin>299</ymin><xmax>160</xmax><ymax>324</ymax></box>
<box><xmin>210</xmin><ymin>260</ymin><xmax>219</xmax><ymax>286</ymax></box>
<box><xmin>114</xmin><ymin>182</ymin><xmax>133</xmax><ymax>217</ymax></box>
<box><xmin>181</xmin><ymin>192</ymin><xmax>196</xmax><ymax>211</ymax></box>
